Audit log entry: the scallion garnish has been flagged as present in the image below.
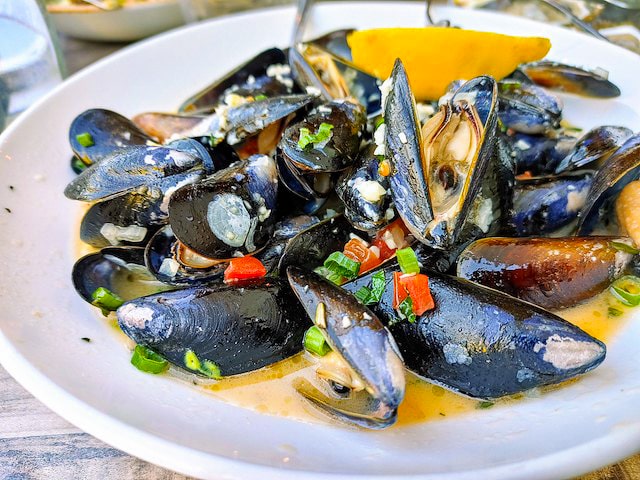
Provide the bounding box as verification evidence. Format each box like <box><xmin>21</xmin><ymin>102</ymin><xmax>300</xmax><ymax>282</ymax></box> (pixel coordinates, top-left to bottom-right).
<box><xmin>131</xmin><ymin>345</ymin><xmax>169</xmax><ymax>374</ymax></box>
<box><xmin>297</xmin><ymin>122</ymin><xmax>334</xmax><ymax>150</ymax></box>
<box><xmin>397</xmin><ymin>247</ymin><xmax>420</xmax><ymax>274</ymax></box>
<box><xmin>199</xmin><ymin>360</ymin><xmax>222</xmax><ymax>379</ymax></box>
<box><xmin>75</xmin><ymin>132</ymin><xmax>94</xmax><ymax>147</ymax></box>
<box><xmin>323</xmin><ymin>251</ymin><xmax>360</xmax><ymax>280</ymax></box>
<box><xmin>254</xmin><ymin>94</ymin><xmax>268</xmax><ymax>101</ymax></box>
<box><xmin>374</xmin><ymin>116</ymin><xmax>385</xmax><ymax>129</ymax></box>
<box><xmin>609</xmin><ymin>241</ymin><xmax>640</xmax><ymax>255</ymax></box>
<box><xmin>303</xmin><ymin>325</ymin><xmax>331</xmax><ymax>356</ymax></box>
<box><xmin>71</xmin><ymin>156</ymin><xmax>88</xmax><ymax>174</ymax></box>
<box><xmin>91</xmin><ymin>287</ymin><xmax>124</xmax><ymax>315</ymax></box>
<box><xmin>313</xmin><ymin>266</ymin><xmax>345</xmax><ymax>285</ymax></box>
<box><xmin>477</xmin><ymin>401</ymin><xmax>494</xmax><ymax>409</ymax></box>
<box><xmin>184</xmin><ymin>349</ymin><xmax>201</xmax><ymax>371</ymax></box>
<box><xmin>397</xmin><ymin>296</ymin><xmax>416</xmax><ymax>323</ymax></box>
<box><xmin>610</xmin><ymin>275</ymin><xmax>640</xmax><ymax>306</ymax></box>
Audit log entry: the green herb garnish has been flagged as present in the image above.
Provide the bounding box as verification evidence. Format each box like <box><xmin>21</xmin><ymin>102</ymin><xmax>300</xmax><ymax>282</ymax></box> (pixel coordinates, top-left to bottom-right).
<box><xmin>254</xmin><ymin>94</ymin><xmax>268</xmax><ymax>101</ymax></box>
<box><xmin>397</xmin><ymin>247</ymin><xmax>420</xmax><ymax>274</ymax></box>
<box><xmin>374</xmin><ymin>116</ymin><xmax>385</xmax><ymax>129</ymax></box>
<box><xmin>397</xmin><ymin>296</ymin><xmax>416</xmax><ymax>323</ymax></box>
<box><xmin>75</xmin><ymin>132</ymin><xmax>94</xmax><ymax>147</ymax></box>
<box><xmin>184</xmin><ymin>349</ymin><xmax>201</xmax><ymax>371</ymax></box>
<box><xmin>355</xmin><ymin>286</ymin><xmax>373</xmax><ymax>304</ymax></box>
<box><xmin>609</xmin><ymin>241</ymin><xmax>640</xmax><ymax>255</ymax></box>
<box><xmin>608</xmin><ymin>306</ymin><xmax>623</xmax><ymax>317</ymax></box>
<box><xmin>477</xmin><ymin>401</ymin><xmax>494</xmax><ymax>409</ymax></box>
<box><xmin>183</xmin><ymin>349</ymin><xmax>222</xmax><ymax>378</ymax></box>
<box><xmin>355</xmin><ymin>270</ymin><xmax>387</xmax><ymax>305</ymax></box>
<box><xmin>323</xmin><ymin>252</ymin><xmax>360</xmax><ymax>280</ymax></box>
<box><xmin>199</xmin><ymin>360</ymin><xmax>222</xmax><ymax>379</ymax></box>
<box><xmin>131</xmin><ymin>345</ymin><xmax>169</xmax><ymax>374</ymax></box>
<box><xmin>297</xmin><ymin>122</ymin><xmax>334</xmax><ymax>150</ymax></box>
<box><xmin>91</xmin><ymin>287</ymin><xmax>124</xmax><ymax>316</ymax></box>
<box><xmin>303</xmin><ymin>325</ymin><xmax>331</xmax><ymax>357</ymax></box>
<box><xmin>71</xmin><ymin>156</ymin><xmax>88</xmax><ymax>174</ymax></box>
<box><xmin>313</xmin><ymin>266</ymin><xmax>345</xmax><ymax>285</ymax></box>
<box><xmin>610</xmin><ymin>275</ymin><xmax>640</xmax><ymax>306</ymax></box>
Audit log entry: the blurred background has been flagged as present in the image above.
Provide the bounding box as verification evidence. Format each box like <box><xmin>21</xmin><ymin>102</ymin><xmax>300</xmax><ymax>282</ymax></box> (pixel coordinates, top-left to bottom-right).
<box><xmin>1</xmin><ymin>0</ymin><xmax>638</xmax><ymax>129</ymax></box>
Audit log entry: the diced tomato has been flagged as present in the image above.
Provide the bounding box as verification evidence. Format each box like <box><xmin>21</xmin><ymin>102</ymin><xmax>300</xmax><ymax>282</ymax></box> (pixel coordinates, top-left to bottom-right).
<box><xmin>392</xmin><ymin>271</ymin><xmax>409</xmax><ymax>309</ymax></box>
<box><xmin>343</xmin><ymin>238</ymin><xmax>382</xmax><ymax>274</ymax></box>
<box><xmin>393</xmin><ymin>271</ymin><xmax>435</xmax><ymax>315</ymax></box>
<box><xmin>224</xmin><ymin>256</ymin><xmax>267</xmax><ymax>283</ymax></box>
<box><xmin>401</xmin><ymin>273</ymin><xmax>435</xmax><ymax>315</ymax></box>
<box><xmin>372</xmin><ymin>219</ymin><xmax>411</xmax><ymax>261</ymax></box>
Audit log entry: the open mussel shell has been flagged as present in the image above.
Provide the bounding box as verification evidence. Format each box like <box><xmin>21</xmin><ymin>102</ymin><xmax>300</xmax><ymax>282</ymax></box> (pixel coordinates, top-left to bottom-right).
<box><xmin>384</xmin><ymin>59</ymin><xmax>499</xmax><ymax>248</ymax></box>
<box><xmin>287</xmin><ymin>267</ymin><xmax>405</xmax><ymax>428</ymax></box>
<box><xmin>116</xmin><ymin>278</ymin><xmax>308</xmax><ymax>377</ymax></box>
<box><xmin>278</xmin><ymin>214</ymin><xmax>352</xmax><ymax>275</ymax></box>
<box><xmin>72</xmin><ymin>247</ymin><xmax>169</xmax><ymax>305</ymax></box>
<box><xmin>497</xmin><ymin>80</ymin><xmax>562</xmax><ymax>134</ymax></box>
<box><xmin>307</xmin><ymin>29</ymin><xmax>354</xmax><ymax>62</ymax></box>
<box><xmin>179</xmin><ymin>48</ymin><xmax>295</xmax><ymax>114</ymax></box>
<box><xmin>296</xmin><ymin>44</ymin><xmax>382</xmax><ymax>117</ymax></box>
<box><xmin>576</xmin><ymin>134</ymin><xmax>640</xmax><ymax>234</ymax></box>
<box><xmin>505</xmin><ymin>132</ymin><xmax>576</xmax><ymax>175</ymax></box>
<box><xmin>168</xmin><ymin>154</ymin><xmax>278</xmax><ymax>259</ymax></box>
<box><xmin>509</xmin><ymin>170</ymin><xmax>593</xmax><ymax>236</ymax></box>
<box><xmin>520</xmin><ymin>61</ymin><xmax>621</xmax><ymax>98</ymax></box>
<box><xmin>554</xmin><ymin>126</ymin><xmax>633</xmax><ymax>174</ymax></box>
<box><xmin>344</xmin><ymin>264</ymin><xmax>606</xmax><ymax>398</ymax></box>
<box><xmin>457</xmin><ymin>236</ymin><xmax>635</xmax><ymax>309</ymax></box>
<box><xmin>64</xmin><ymin>145</ymin><xmax>207</xmax><ymax>202</ymax></box>
<box><xmin>145</xmin><ymin>226</ymin><xmax>227</xmax><ymax>286</ymax></box>
<box><xmin>335</xmin><ymin>144</ymin><xmax>391</xmax><ymax>232</ymax></box>
<box><xmin>69</xmin><ymin>108</ymin><xmax>153</xmax><ymax>166</ymax></box>
<box><xmin>280</xmin><ymin>100</ymin><xmax>366</xmax><ymax>173</ymax></box>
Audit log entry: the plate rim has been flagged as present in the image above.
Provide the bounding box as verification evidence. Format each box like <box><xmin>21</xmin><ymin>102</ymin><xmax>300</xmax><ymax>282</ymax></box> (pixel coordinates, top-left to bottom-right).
<box><xmin>1</xmin><ymin>3</ymin><xmax>640</xmax><ymax>479</ymax></box>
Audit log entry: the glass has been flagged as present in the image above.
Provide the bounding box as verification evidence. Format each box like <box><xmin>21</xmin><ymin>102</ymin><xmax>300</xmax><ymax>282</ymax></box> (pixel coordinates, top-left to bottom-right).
<box><xmin>0</xmin><ymin>0</ymin><xmax>66</xmax><ymax>130</ymax></box>
<box><xmin>179</xmin><ymin>0</ymin><xmax>294</xmax><ymax>22</ymax></box>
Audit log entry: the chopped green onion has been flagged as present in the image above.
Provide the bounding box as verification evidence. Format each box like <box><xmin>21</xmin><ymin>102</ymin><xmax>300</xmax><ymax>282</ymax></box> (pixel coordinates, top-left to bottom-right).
<box><xmin>131</xmin><ymin>345</ymin><xmax>169</xmax><ymax>374</ymax></box>
<box><xmin>608</xmin><ymin>306</ymin><xmax>623</xmax><ymax>317</ymax></box>
<box><xmin>297</xmin><ymin>122</ymin><xmax>334</xmax><ymax>150</ymax></box>
<box><xmin>477</xmin><ymin>401</ymin><xmax>494</xmax><ymax>409</ymax></box>
<box><xmin>184</xmin><ymin>349</ymin><xmax>201</xmax><ymax>371</ymax></box>
<box><xmin>374</xmin><ymin>116</ymin><xmax>385</xmax><ymax>129</ymax></box>
<box><xmin>91</xmin><ymin>287</ymin><xmax>124</xmax><ymax>316</ymax></box>
<box><xmin>303</xmin><ymin>326</ymin><xmax>331</xmax><ymax>356</ymax></box>
<box><xmin>71</xmin><ymin>156</ymin><xmax>88</xmax><ymax>175</ymax></box>
<box><xmin>610</xmin><ymin>275</ymin><xmax>640</xmax><ymax>306</ymax></box>
<box><xmin>254</xmin><ymin>94</ymin><xmax>268</xmax><ymax>101</ymax></box>
<box><xmin>323</xmin><ymin>251</ymin><xmax>360</xmax><ymax>280</ymax></box>
<box><xmin>75</xmin><ymin>132</ymin><xmax>94</xmax><ymax>147</ymax></box>
<box><xmin>497</xmin><ymin>117</ymin><xmax>507</xmax><ymax>133</ymax></box>
<box><xmin>397</xmin><ymin>296</ymin><xmax>416</xmax><ymax>323</ymax></box>
<box><xmin>397</xmin><ymin>247</ymin><xmax>420</xmax><ymax>274</ymax></box>
<box><xmin>199</xmin><ymin>360</ymin><xmax>222</xmax><ymax>379</ymax></box>
<box><xmin>355</xmin><ymin>286</ymin><xmax>372</xmax><ymax>304</ymax></box>
<box><xmin>369</xmin><ymin>270</ymin><xmax>386</xmax><ymax>304</ymax></box>
<box><xmin>313</xmin><ymin>266</ymin><xmax>345</xmax><ymax>285</ymax></box>
<box><xmin>609</xmin><ymin>241</ymin><xmax>640</xmax><ymax>255</ymax></box>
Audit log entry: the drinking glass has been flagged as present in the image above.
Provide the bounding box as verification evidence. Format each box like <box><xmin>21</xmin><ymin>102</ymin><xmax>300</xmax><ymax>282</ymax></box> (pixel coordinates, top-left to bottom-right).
<box><xmin>0</xmin><ymin>0</ymin><xmax>66</xmax><ymax>130</ymax></box>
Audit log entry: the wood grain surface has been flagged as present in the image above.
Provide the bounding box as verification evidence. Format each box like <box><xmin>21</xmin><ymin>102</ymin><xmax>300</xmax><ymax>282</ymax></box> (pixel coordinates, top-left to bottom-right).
<box><xmin>0</xmin><ymin>21</ymin><xmax>639</xmax><ymax>480</ymax></box>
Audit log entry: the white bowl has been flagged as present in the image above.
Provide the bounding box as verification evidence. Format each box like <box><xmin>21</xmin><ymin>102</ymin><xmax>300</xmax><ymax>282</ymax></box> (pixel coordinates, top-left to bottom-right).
<box><xmin>1</xmin><ymin>4</ymin><xmax>640</xmax><ymax>479</ymax></box>
<box><xmin>47</xmin><ymin>0</ymin><xmax>185</xmax><ymax>42</ymax></box>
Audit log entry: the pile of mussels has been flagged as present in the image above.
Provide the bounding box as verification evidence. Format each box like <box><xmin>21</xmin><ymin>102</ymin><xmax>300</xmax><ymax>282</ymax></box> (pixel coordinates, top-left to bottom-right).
<box><xmin>66</xmin><ymin>30</ymin><xmax>640</xmax><ymax>429</ymax></box>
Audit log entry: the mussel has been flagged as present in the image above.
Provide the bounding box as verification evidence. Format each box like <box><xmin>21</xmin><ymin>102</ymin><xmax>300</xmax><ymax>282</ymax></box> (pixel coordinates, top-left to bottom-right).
<box><xmin>288</xmin><ymin>267</ymin><xmax>405</xmax><ymax>428</ymax></box>
<box><xmin>345</xmin><ymin>264</ymin><xmax>606</xmax><ymax>398</ymax></box>
<box><xmin>168</xmin><ymin>154</ymin><xmax>278</xmax><ymax>259</ymax></box>
<box><xmin>456</xmin><ymin>236</ymin><xmax>636</xmax><ymax>309</ymax></box>
<box><xmin>117</xmin><ymin>277</ymin><xmax>308</xmax><ymax>377</ymax></box>
<box><xmin>384</xmin><ymin>59</ymin><xmax>499</xmax><ymax>248</ymax></box>
<box><xmin>520</xmin><ymin>61</ymin><xmax>621</xmax><ymax>98</ymax></box>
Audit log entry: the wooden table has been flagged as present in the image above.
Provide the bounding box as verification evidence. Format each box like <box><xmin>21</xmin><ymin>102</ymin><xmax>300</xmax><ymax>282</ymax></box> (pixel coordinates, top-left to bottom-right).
<box><xmin>1</xmin><ymin>30</ymin><xmax>639</xmax><ymax>480</ymax></box>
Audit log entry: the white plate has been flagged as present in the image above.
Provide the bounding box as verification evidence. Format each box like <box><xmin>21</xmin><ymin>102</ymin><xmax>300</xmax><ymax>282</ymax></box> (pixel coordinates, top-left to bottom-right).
<box><xmin>47</xmin><ymin>0</ymin><xmax>185</xmax><ymax>42</ymax></box>
<box><xmin>2</xmin><ymin>4</ymin><xmax>640</xmax><ymax>479</ymax></box>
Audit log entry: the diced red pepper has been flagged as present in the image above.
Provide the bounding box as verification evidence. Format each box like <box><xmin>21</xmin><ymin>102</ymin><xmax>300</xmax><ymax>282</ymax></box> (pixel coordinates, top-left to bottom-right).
<box><xmin>393</xmin><ymin>271</ymin><xmax>435</xmax><ymax>315</ymax></box>
<box><xmin>343</xmin><ymin>238</ymin><xmax>382</xmax><ymax>274</ymax></box>
<box><xmin>372</xmin><ymin>219</ymin><xmax>411</xmax><ymax>261</ymax></box>
<box><xmin>223</xmin><ymin>256</ymin><xmax>267</xmax><ymax>283</ymax></box>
